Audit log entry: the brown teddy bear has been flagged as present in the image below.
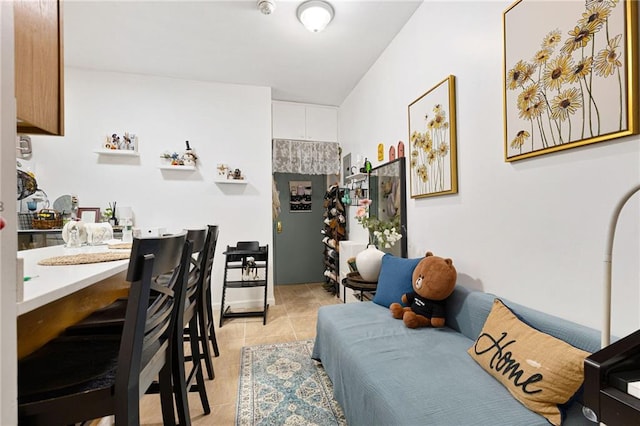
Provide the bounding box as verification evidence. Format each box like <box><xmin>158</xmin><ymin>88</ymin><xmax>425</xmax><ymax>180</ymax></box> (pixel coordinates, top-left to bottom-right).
<box><xmin>389</xmin><ymin>252</ymin><xmax>457</xmax><ymax>328</ymax></box>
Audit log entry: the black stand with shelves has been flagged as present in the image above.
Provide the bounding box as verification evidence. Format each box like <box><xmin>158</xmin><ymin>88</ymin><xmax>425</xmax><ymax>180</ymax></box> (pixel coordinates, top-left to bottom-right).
<box><xmin>219</xmin><ymin>242</ymin><xmax>269</xmax><ymax>327</ymax></box>
<box><xmin>322</xmin><ymin>184</ymin><xmax>346</xmax><ymax>296</ymax></box>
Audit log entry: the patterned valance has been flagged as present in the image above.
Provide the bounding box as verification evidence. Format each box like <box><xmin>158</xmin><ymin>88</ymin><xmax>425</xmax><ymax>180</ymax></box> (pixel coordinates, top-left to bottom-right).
<box><xmin>272</xmin><ymin>139</ymin><xmax>340</xmax><ymax>175</ymax></box>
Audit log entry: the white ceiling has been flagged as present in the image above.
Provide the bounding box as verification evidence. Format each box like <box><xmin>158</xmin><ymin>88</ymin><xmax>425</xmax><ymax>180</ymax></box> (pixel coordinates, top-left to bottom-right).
<box><xmin>63</xmin><ymin>0</ymin><xmax>422</xmax><ymax>107</ymax></box>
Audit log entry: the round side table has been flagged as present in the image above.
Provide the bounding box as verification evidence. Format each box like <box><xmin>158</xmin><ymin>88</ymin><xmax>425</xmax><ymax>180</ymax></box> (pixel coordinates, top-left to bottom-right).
<box><xmin>342</xmin><ymin>272</ymin><xmax>378</xmax><ymax>302</ymax></box>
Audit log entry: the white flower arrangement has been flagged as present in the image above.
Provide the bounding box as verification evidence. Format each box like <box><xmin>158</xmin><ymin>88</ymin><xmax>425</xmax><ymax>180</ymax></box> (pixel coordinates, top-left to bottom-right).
<box><xmin>354</xmin><ymin>199</ymin><xmax>402</xmax><ymax>248</ymax></box>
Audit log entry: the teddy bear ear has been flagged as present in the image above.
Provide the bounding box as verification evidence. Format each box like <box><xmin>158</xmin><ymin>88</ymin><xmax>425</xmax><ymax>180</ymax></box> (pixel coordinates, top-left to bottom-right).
<box><xmin>425</xmin><ymin>251</ymin><xmax>434</xmax><ymax>257</ymax></box>
<box><xmin>444</xmin><ymin>258</ymin><xmax>453</xmax><ymax>265</ymax></box>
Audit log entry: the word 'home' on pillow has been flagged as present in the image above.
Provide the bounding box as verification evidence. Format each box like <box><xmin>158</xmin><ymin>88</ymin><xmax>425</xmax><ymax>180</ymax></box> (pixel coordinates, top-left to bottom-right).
<box><xmin>468</xmin><ymin>299</ymin><xmax>590</xmax><ymax>426</ymax></box>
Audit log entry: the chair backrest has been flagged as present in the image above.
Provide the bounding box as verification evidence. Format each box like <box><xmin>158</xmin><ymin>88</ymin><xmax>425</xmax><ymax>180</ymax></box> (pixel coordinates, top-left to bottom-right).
<box><xmin>226</xmin><ymin>240</ymin><xmax>262</xmax><ymax>264</ymax></box>
<box><xmin>115</xmin><ymin>232</ymin><xmax>190</xmax><ymax>423</ymax></box>
<box><xmin>186</xmin><ymin>228</ymin><xmax>208</xmax><ymax>291</ymax></box>
<box><xmin>236</xmin><ymin>241</ymin><xmax>259</xmax><ymax>251</ymax></box>
<box><xmin>201</xmin><ymin>225</ymin><xmax>219</xmax><ymax>296</ymax></box>
<box><xmin>180</xmin><ymin>228</ymin><xmax>209</xmax><ymax>326</ymax></box>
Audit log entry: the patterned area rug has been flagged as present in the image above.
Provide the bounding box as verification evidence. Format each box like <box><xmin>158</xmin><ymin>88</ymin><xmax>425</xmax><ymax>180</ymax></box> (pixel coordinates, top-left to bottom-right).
<box><xmin>236</xmin><ymin>340</ymin><xmax>347</xmax><ymax>426</ymax></box>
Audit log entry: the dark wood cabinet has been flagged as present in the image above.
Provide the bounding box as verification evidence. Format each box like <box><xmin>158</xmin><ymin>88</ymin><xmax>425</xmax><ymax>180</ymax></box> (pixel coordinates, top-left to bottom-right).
<box><xmin>15</xmin><ymin>0</ymin><xmax>64</xmax><ymax>136</ymax></box>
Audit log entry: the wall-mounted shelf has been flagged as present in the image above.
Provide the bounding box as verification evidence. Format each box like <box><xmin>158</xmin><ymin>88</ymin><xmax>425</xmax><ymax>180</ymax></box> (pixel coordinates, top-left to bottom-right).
<box><xmin>215</xmin><ymin>179</ymin><xmax>248</xmax><ymax>185</ymax></box>
<box><xmin>94</xmin><ymin>149</ymin><xmax>139</xmax><ymax>157</ymax></box>
<box><xmin>345</xmin><ymin>172</ymin><xmax>368</xmax><ymax>183</ymax></box>
<box><xmin>159</xmin><ymin>165</ymin><xmax>196</xmax><ymax>171</ymax></box>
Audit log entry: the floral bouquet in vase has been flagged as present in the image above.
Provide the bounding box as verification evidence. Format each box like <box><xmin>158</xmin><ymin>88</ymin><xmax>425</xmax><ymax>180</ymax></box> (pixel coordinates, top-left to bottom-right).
<box><xmin>355</xmin><ymin>199</ymin><xmax>402</xmax><ymax>249</ymax></box>
<box><xmin>354</xmin><ymin>199</ymin><xmax>402</xmax><ymax>281</ymax></box>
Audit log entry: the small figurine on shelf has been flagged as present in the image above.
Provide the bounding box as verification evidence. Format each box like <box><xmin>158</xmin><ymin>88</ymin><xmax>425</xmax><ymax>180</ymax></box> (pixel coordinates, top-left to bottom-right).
<box><xmin>160</xmin><ymin>151</ymin><xmax>182</xmax><ymax>165</ymax></box>
<box><xmin>104</xmin><ymin>132</ymin><xmax>137</xmax><ymax>151</ymax></box>
<box><xmin>217</xmin><ymin>163</ymin><xmax>229</xmax><ymax>178</ymax></box>
<box><xmin>122</xmin><ymin>133</ymin><xmax>137</xmax><ymax>151</ymax></box>
<box><xmin>182</xmin><ymin>141</ymin><xmax>198</xmax><ymax>166</ymax></box>
<box><xmin>105</xmin><ymin>134</ymin><xmax>119</xmax><ymax>150</ymax></box>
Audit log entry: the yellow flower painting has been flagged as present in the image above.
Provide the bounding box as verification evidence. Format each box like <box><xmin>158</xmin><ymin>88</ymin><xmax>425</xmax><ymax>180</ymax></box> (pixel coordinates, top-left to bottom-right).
<box><xmin>408</xmin><ymin>75</ymin><xmax>458</xmax><ymax>198</ymax></box>
<box><xmin>503</xmin><ymin>0</ymin><xmax>638</xmax><ymax>161</ymax></box>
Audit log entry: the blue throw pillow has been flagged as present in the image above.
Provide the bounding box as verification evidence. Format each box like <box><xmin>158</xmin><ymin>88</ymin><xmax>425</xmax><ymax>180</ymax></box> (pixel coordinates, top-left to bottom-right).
<box><xmin>372</xmin><ymin>254</ymin><xmax>422</xmax><ymax>308</ymax></box>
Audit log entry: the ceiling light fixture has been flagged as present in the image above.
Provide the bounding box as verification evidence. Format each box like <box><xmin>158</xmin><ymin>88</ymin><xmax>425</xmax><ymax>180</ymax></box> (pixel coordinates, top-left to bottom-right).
<box><xmin>257</xmin><ymin>0</ymin><xmax>275</xmax><ymax>15</ymax></box>
<box><xmin>297</xmin><ymin>0</ymin><xmax>334</xmax><ymax>33</ymax></box>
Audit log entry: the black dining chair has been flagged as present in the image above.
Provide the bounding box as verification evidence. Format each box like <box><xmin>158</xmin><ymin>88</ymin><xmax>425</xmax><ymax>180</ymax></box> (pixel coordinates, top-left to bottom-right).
<box><xmin>196</xmin><ymin>224</ymin><xmax>220</xmax><ymax>379</ymax></box>
<box><xmin>18</xmin><ymin>233</ymin><xmax>191</xmax><ymax>426</ymax></box>
<box><xmin>63</xmin><ymin>228</ymin><xmax>215</xmax><ymax>423</ymax></box>
<box><xmin>172</xmin><ymin>228</ymin><xmax>211</xmax><ymax>425</ymax></box>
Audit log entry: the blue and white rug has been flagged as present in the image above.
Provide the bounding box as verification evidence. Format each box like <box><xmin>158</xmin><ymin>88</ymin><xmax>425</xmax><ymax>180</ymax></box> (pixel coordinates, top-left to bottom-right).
<box><xmin>236</xmin><ymin>340</ymin><xmax>347</xmax><ymax>426</ymax></box>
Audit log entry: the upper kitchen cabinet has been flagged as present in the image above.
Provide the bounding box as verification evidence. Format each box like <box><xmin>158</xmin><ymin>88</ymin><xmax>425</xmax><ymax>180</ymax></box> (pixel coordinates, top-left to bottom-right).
<box><xmin>272</xmin><ymin>101</ymin><xmax>337</xmax><ymax>143</ymax></box>
<box><xmin>15</xmin><ymin>0</ymin><xmax>64</xmax><ymax>136</ymax></box>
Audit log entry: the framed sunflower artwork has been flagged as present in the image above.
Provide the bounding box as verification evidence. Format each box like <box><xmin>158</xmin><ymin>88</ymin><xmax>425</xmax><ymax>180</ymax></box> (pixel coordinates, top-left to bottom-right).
<box><xmin>503</xmin><ymin>0</ymin><xmax>638</xmax><ymax>162</ymax></box>
<box><xmin>407</xmin><ymin>75</ymin><xmax>458</xmax><ymax>199</ymax></box>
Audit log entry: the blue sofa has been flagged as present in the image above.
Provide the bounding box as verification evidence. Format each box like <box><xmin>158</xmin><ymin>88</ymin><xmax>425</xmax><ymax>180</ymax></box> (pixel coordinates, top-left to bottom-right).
<box><xmin>312</xmin><ymin>285</ymin><xmax>601</xmax><ymax>425</ymax></box>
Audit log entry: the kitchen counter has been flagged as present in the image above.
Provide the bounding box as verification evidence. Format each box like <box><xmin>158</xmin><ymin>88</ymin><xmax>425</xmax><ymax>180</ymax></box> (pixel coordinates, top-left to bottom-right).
<box><xmin>17</xmin><ymin>244</ymin><xmax>130</xmax><ymax>358</ymax></box>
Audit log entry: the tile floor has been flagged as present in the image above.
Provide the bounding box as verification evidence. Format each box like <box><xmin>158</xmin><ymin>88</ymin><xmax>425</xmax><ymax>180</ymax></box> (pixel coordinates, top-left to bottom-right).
<box><xmin>137</xmin><ymin>282</ymin><xmax>342</xmax><ymax>426</ymax></box>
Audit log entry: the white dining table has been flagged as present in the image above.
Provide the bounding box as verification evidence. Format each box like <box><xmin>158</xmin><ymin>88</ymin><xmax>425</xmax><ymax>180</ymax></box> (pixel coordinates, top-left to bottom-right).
<box><xmin>17</xmin><ymin>243</ymin><xmax>130</xmax><ymax>315</ymax></box>
<box><xmin>17</xmin><ymin>243</ymin><xmax>131</xmax><ymax>359</ymax></box>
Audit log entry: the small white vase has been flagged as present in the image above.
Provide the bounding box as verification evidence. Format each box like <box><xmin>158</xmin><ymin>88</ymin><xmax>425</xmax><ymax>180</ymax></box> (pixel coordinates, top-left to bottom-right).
<box><xmin>356</xmin><ymin>244</ymin><xmax>385</xmax><ymax>282</ymax></box>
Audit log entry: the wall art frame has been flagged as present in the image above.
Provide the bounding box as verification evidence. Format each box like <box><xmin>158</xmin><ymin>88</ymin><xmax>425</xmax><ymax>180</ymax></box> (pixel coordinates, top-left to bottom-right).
<box><xmin>503</xmin><ymin>0</ymin><xmax>638</xmax><ymax>162</ymax></box>
<box><xmin>289</xmin><ymin>180</ymin><xmax>312</xmax><ymax>212</ymax></box>
<box><xmin>408</xmin><ymin>75</ymin><xmax>458</xmax><ymax>199</ymax></box>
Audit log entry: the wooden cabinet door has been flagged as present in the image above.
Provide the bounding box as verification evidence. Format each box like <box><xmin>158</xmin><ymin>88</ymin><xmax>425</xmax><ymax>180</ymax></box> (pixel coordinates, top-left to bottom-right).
<box><xmin>15</xmin><ymin>0</ymin><xmax>64</xmax><ymax>136</ymax></box>
<box><xmin>272</xmin><ymin>101</ymin><xmax>306</xmax><ymax>140</ymax></box>
<box><xmin>305</xmin><ymin>105</ymin><xmax>337</xmax><ymax>142</ymax></box>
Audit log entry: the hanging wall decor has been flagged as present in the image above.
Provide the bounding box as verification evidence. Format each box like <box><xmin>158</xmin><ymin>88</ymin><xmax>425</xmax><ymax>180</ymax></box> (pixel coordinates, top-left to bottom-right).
<box><xmin>408</xmin><ymin>75</ymin><xmax>458</xmax><ymax>199</ymax></box>
<box><xmin>503</xmin><ymin>0</ymin><xmax>638</xmax><ymax>162</ymax></box>
<box><xmin>377</xmin><ymin>143</ymin><xmax>384</xmax><ymax>161</ymax></box>
<box><xmin>289</xmin><ymin>180</ymin><xmax>312</xmax><ymax>212</ymax></box>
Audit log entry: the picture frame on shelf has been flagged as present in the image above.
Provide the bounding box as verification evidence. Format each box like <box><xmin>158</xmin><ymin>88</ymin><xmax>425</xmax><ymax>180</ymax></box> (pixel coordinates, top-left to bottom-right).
<box><xmin>408</xmin><ymin>75</ymin><xmax>458</xmax><ymax>199</ymax></box>
<box><xmin>503</xmin><ymin>0</ymin><xmax>638</xmax><ymax>162</ymax></box>
<box><xmin>77</xmin><ymin>207</ymin><xmax>101</xmax><ymax>224</ymax></box>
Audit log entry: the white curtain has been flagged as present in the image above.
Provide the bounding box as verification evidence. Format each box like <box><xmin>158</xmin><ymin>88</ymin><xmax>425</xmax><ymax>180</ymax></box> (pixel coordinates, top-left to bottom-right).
<box><xmin>272</xmin><ymin>139</ymin><xmax>340</xmax><ymax>175</ymax></box>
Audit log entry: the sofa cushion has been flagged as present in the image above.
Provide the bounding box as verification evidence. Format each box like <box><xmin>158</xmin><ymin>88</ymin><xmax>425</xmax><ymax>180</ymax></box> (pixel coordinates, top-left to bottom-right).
<box><xmin>468</xmin><ymin>299</ymin><xmax>591</xmax><ymax>426</ymax></box>
<box><xmin>372</xmin><ymin>254</ymin><xmax>421</xmax><ymax>308</ymax></box>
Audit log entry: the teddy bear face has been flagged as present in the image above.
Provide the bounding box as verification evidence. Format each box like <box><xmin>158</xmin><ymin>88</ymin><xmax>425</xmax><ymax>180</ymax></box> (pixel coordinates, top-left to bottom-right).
<box><xmin>411</xmin><ymin>252</ymin><xmax>457</xmax><ymax>301</ymax></box>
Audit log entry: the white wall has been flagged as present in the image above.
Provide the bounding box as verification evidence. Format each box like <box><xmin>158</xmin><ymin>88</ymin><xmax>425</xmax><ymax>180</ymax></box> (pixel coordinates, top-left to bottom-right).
<box><xmin>28</xmin><ymin>68</ymin><xmax>275</xmax><ymax>309</ymax></box>
<box><xmin>340</xmin><ymin>1</ymin><xmax>640</xmax><ymax>338</ymax></box>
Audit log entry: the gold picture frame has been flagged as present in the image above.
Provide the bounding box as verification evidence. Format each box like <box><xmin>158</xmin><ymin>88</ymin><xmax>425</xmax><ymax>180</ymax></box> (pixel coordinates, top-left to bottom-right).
<box><xmin>503</xmin><ymin>0</ymin><xmax>639</xmax><ymax>162</ymax></box>
<box><xmin>408</xmin><ymin>75</ymin><xmax>458</xmax><ymax>198</ymax></box>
